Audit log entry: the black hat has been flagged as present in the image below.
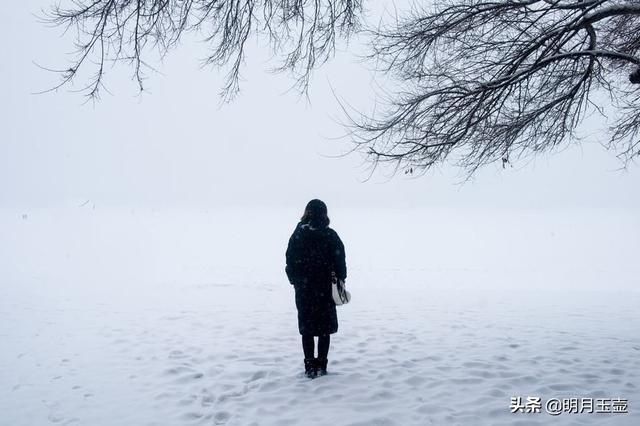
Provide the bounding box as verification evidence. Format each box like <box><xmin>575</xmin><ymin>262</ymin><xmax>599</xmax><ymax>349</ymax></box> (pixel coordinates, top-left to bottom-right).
<box><xmin>305</xmin><ymin>199</ymin><xmax>327</xmax><ymax>215</ymax></box>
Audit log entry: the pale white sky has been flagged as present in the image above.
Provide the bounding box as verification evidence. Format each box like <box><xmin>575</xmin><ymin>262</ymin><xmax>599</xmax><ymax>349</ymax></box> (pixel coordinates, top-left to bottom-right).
<box><xmin>1</xmin><ymin>0</ymin><xmax>638</xmax><ymax>210</ymax></box>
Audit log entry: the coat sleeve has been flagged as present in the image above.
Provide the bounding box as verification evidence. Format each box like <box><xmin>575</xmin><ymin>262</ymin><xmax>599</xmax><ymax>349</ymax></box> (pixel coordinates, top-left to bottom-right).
<box><xmin>285</xmin><ymin>229</ymin><xmax>299</xmax><ymax>285</ymax></box>
<box><xmin>332</xmin><ymin>230</ymin><xmax>347</xmax><ymax>281</ymax></box>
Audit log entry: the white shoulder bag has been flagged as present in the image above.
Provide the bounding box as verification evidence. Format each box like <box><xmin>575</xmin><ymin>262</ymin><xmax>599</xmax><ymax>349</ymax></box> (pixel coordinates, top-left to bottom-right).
<box><xmin>331</xmin><ymin>272</ymin><xmax>351</xmax><ymax>305</ymax></box>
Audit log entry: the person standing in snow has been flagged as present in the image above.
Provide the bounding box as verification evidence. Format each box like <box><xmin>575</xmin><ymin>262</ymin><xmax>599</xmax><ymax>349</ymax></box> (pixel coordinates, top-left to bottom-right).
<box><xmin>285</xmin><ymin>199</ymin><xmax>347</xmax><ymax>378</ymax></box>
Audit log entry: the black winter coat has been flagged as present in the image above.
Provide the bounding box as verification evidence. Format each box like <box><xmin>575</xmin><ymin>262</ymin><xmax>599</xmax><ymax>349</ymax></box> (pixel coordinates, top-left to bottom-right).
<box><xmin>285</xmin><ymin>222</ymin><xmax>347</xmax><ymax>336</ymax></box>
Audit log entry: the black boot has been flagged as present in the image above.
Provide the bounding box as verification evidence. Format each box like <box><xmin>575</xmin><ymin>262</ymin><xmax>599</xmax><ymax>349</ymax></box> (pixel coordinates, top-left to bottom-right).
<box><xmin>316</xmin><ymin>358</ymin><xmax>328</xmax><ymax>376</ymax></box>
<box><xmin>304</xmin><ymin>358</ymin><xmax>317</xmax><ymax>379</ymax></box>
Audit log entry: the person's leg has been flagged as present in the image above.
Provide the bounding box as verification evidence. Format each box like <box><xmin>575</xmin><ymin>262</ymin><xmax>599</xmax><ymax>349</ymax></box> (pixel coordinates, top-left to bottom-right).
<box><xmin>317</xmin><ymin>334</ymin><xmax>330</xmax><ymax>359</ymax></box>
<box><xmin>302</xmin><ymin>334</ymin><xmax>315</xmax><ymax>358</ymax></box>
<box><xmin>317</xmin><ymin>334</ymin><xmax>330</xmax><ymax>376</ymax></box>
<box><xmin>301</xmin><ymin>334</ymin><xmax>316</xmax><ymax>378</ymax></box>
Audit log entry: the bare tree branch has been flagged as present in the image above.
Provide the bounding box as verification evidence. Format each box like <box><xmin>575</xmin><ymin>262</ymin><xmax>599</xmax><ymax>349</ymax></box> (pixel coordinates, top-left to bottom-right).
<box><xmin>355</xmin><ymin>0</ymin><xmax>640</xmax><ymax>177</ymax></box>
<box><xmin>42</xmin><ymin>0</ymin><xmax>362</xmax><ymax>100</ymax></box>
<box><xmin>41</xmin><ymin>0</ymin><xmax>640</xmax><ymax>179</ymax></box>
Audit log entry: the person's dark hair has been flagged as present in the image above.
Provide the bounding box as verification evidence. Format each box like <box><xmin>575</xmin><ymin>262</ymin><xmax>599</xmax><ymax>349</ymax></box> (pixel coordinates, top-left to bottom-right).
<box><xmin>301</xmin><ymin>199</ymin><xmax>330</xmax><ymax>228</ymax></box>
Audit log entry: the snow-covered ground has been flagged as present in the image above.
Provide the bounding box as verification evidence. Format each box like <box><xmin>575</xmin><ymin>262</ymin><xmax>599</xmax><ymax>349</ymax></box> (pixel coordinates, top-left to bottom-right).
<box><xmin>1</xmin><ymin>206</ymin><xmax>639</xmax><ymax>425</ymax></box>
